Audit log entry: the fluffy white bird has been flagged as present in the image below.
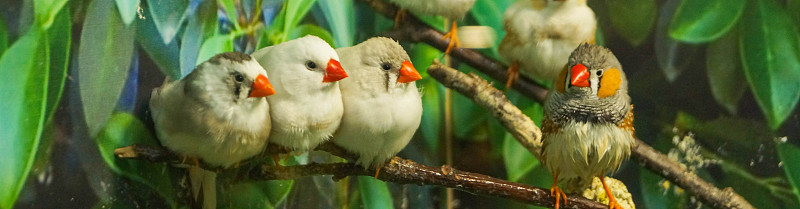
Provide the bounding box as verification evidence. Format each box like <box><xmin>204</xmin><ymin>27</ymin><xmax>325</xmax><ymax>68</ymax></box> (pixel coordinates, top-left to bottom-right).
<box><xmin>389</xmin><ymin>0</ymin><xmax>476</xmax><ymax>54</ymax></box>
<box><xmin>251</xmin><ymin>35</ymin><xmax>348</xmax><ymax>155</ymax></box>
<box><xmin>150</xmin><ymin>51</ymin><xmax>275</xmax><ymax>209</ymax></box>
<box><xmin>333</xmin><ymin>37</ymin><xmax>423</xmax><ymax>176</ymax></box>
<box><xmin>499</xmin><ymin>0</ymin><xmax>596</xmax><ymax>87</ymax></box>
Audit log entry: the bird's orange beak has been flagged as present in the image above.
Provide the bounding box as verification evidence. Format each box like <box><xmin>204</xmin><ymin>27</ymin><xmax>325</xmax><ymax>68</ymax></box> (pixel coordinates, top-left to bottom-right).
<box><xmin>322</xmin><ymin>58</ymin><xmax>348</xmax><ymax>83</ymax></box>
<box><xmin>249</xmin><ymin>74</ymin><xmax>275</xmax><ymax>97</ymax></box>
<box><xmin>570</xmin><ymin>63</ymin><xmax>590</xmax><ymax>87</ymax></box>
<box><xmin>397</xmin><ymin>60</ymin><xmax>422</xmax><ymax>83</ymax></box>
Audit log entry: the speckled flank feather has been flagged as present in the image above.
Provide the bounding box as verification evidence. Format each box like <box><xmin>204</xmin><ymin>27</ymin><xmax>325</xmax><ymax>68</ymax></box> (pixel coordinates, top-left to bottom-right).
<box><xmin>388</xmin><ymin>0</ymin><xmax>476</xmax><ymax>19</ymax></box>
<box><xmin>499</xmin><ymin>0</ymin><xmax>595</xmax><ymax>80</ymax></box>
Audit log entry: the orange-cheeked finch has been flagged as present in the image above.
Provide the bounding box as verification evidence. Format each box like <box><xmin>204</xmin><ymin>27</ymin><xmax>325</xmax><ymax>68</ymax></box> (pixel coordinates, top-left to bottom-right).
<box><xmin>150</xmin><ymin>52</ymin><xmax>276</xmax><ymax>209</ymax></box>
<box><xmin>500</xmin><ymin>0</ymin><xmax>596</xmax><ymax>88</ymax></box>
<box><xmin>388</xmin><ymin>0</ymin><xmax>476</xmax><ymax>54</ymax></box>
<box><xmin>541</xmin><ymin>44</ymin><xmax>634</xmax><ymax>209</ymax></box>
<box><xmin>332</xmin><ymin>37</ymin><xmax>423</xmax><ymax>177</ymax></box>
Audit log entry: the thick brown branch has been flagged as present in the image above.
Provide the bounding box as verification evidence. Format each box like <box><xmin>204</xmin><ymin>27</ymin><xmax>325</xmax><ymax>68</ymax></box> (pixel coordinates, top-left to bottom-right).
<box><xmin>115</xmin><ymin>143</ymin><xmax>607</xmax><ymax>209</ymax></box>
<box><xmin>425</xmin><ymin>63</ymin><xmax>755</xmax><ymax>209</ymax></box>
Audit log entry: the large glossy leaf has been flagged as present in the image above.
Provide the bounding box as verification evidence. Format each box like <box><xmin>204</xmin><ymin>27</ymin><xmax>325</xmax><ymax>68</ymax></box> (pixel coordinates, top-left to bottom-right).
<box><xmin>655</xmin><ymin>0</ymin><xmax>702</xmax><ymax>82</ymax></box>
<box><xmin>318</xmin><ymin>0</ymin><xmax>354</xmax><ymax>47</ymax></box>
<box><xmin>0</xmin><ymin>29</ymin><xmax>48</xmax><ymax>209</ymax></box>
<box><xmin>706</xmin><ymin>30</ymin><xmax>745</xmax><ymax>114</ymax></box>
<box><xmin>196</xmin><ymin>34</ymin><xmax>234</xmax><ymax>65</ymax></box>
<box><xmin>668</xmin><ymin>0</ymin><xmax>745</xmax><ymax>43</ymax></box>
<box><xmin>136</xmin><ymin>5</ymin><xmax>181</xmax><ymax>79</ymax></box>
<box><xmin>289</xmin><ymin>24</ymin><xmax>335</xmax><ymax>47</ymax></box>
<box><xmin>790</xmin><ymin>0</ymin><xmax>800</xmax><ymax>23</ymax></box>
<box><xmin>33</xmin><ymin>0</ymin><xmax>68</xmax><ymax>28</ymax></box>
<box><xmin>357</xmin><ymin>176</ymin><xmax>394</xmax><ymax>209</ymax></box>
<box><xmin>607</xmin><ymin>0</ymin><xmax>656</xmax><ymax>46</ymax></box>
<box><xmin>115</xmin><ymin>0</ymin><xmax>140</xmax><ymax>25</ymax></box>
<box><xmin>777</xmin><ymin>141</ymin><xmax>800</xmax><ymax>204</ymax></box>
<box><xmin>179</xmin><ymin>0</ymin><xmax>217</xmax><ymax>78</ymax></box>
<box><xmin>45</xmin><ymin>7</ymin><xmax>71</xmax><ymax>119</ymax></box>
<box><xmin>95</xmin><ymin>113</ymin><xmax>177</xmax><ymax>207</ymax></box>
<box><xmin>220</xmin><ymin>180</ymin><xmax>294</xmax><ymax>209</ymax></box>
<box><xmin>146</xmin><ymin>0</ymin><xmax>188</xmax><ymax>44</ymax></box>
<box><xmin>739</xmin><ymin>0</ymin><xmax>800</xmax><ymax>130</ymax></box>
<box><xmin>79</xmin><ymin>0</ymin><xmax>135</xmax><ymax>138</ymax></box>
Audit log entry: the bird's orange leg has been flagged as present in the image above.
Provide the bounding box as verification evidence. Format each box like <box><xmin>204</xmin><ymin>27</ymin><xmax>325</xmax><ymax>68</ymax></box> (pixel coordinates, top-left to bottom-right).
<box><xmin>271</xmin><ymin>154</ymin><xmax>284</xmax><ymax>170</ymax></box>
<box><xmin>442</xmin><ymin>20</ymin><xmax>460</xmax><ymax>54</ymax></box>
<box><xmin>600</xmin><ymin>176</ymin><xmax>624</xmax><ymax>209</ymax></box>
<box><xmin>505</xmin><ymin>62</ymin><xmax>520</xmax><ymax>90</ymax></box>
<box><xmin>550</xmin><ymin>173</ymin><xmax>567</xmax><ymax>209</ymax></box>
<box><xmin>374</xmin><ymin>166</ymin><xmax>382</xmax><ymax>179</ymax></box>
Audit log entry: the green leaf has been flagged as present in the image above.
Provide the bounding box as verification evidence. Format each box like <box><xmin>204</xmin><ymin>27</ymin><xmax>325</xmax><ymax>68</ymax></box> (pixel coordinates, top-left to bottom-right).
<box><xmin>220</xmin><ymin>180</ymin><xmax>294</xmax><ymax>209</ymax></box>
<box><xmin>469</xmin><ymin>0</ymin><xmax>514</xmax><ymax>55</ymax></box>
<box><xmin>739</xmin><ymin>0</ymin><xmax>800</xmax><ymax>130</ymax></box>
<box><xmin>777</xmin><ymin>141</ymin><xmax>800</xmax><ymax>205</ymax></box>
<box><xmin>284</xmin><ymin>0</ymin><xmax>318</xmax><ymax>32</ymax></box>
<box><xmin>639</xmin><ymin>169</ymin><xmax>685</xmax><ymax>209</ymax></box>
<box><xmin>95</xmin><ymin>113</ymin><xmax>177</xmax><ymax>207</ymax></box>
<box><xmin>607</xmin><ymin>0</ymin><xmax>656</xmax><ymax>46</ymax></box>
<box><xmin>318</xmin><ymin>0</ymin><xmax>354</xmax><ymax>47</ymax></box>
<box><xmin>668</xmin><ymin>0</ymin><xmax>745</xmax><ymax>43</ymax></box>
<box><xmin>33</xmin><ymin>0</ymin><xmax>68</xmax><ymax>28</ymax></box>
<box><xmin>502</xmin><ymin>132</ymin><xmax>539</xmax><ymax>182</ymax></box>
<box><xmin>419</xmin><ymin>78</ymin><xmax>442</xmax><ymax>150</ymax></box>
<box><xmin>357</xmin><ymin>176</ymin><xmax>394</xmax><ymax>209</ymax></box>
<box><xmin>146</xmin><ymin>0</ymin><xmax>188</xmax><ymax>44</ymax></box>
<box><xmin>79</xmin><ymin>0</ymin><xmax>135</xmax><ymax>138</ymax></box>
<box><xmin>790</xmin><ymin>0</ymin><xmax>800</xmax><ymax>23</ymax></box>
<box><xmin>180</xmin><ymin>0</ymin><xmax>217</xmax><ymax>78</ymax></box>
<box><xmin>0</xmin><ymin>13</ymin><xmax>8</xmax><ymax>55</ymax></box>
<box><xmin>196</xmin><ymin>34</ymin><xmax>234</xmax><ymax>65</ymax></box>
<box><xmin>288</xmin><ymin>24</ymin><xmax>336</xmax><ymax>47</ymax></box>
<box><xmin>706</xmin><ymin>30</ymin><xmax>745</xmax><ymax>114</ymax></box>
<box><xmin>0</xmin><ymin>29</ymin><xmax>48</xmax><ymax>209</ymax></box>
<box><xmin>115</xmin><ymin>0</ymin><xmax>140</xmax><ymax>25</ymax></box>
<box><xmin>45</xmin><ymin>7</ymin><xmax>71</xmax><ymax>120</ymax></box>
<box><xmin>136</xmin><ymin>5</ymin><xmax>181</xmax><ymax>79</ymax></box>
<box><xmin>654</xmin><ymin>0</ymin><xmax>702</xmax><ymax>82</ymax></box>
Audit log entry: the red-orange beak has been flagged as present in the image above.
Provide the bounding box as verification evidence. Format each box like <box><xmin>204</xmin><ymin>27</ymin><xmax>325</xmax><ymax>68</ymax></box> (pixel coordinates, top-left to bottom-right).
<box><xmin>570</xmin><ymin>63</ymin><xmax>590</xmax><ymax>87</ymax></box>
<box><xmin>249</xmin><ymin>74</ymin><xmax>275</xmax><ymax>97</ymax></box>
<box><xmin>322</xmin><ymin>58</ymin><xmax>348</xmax><ymax>83</ymax></box>
<box><xmin>397</xmin><ymin>60</ymin><xmax>422</xmax><ymax>83</ymax></box>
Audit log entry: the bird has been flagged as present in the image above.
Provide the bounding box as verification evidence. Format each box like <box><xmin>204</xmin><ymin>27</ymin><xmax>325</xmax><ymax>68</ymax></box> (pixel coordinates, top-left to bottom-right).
<box><xmin>499</xmin><ymin>0</ymin><xmax>596</xmax><ymax>88</ymax></box>
<box><xmin>540</xmin><ymin>43</ymin><xmax>634</xmax><ymax>209</ymax></box>
<box><xmin>251</xmin><ymin>35</ymin><xmax>348</xmax><ymax>157</ymax></box>
<box><xmin>149</xmin><ymin>51</ymin><xmax>276</xmax><ymax>209</ymax></box>
<box><xmin>332</xmin><ymin>37</ymin><xmax>423</xmax><ymax>177</ymax></box>
<box><xmin>388</xmin><ymin>0</ymin><xmax>476</xmax><ymax>54</ymax></box>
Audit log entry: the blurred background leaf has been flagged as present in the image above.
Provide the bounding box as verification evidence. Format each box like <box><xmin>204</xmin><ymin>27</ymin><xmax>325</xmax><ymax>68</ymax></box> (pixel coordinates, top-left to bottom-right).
<box><xmin>114</xmin><ymin>0</ymin><xmax>140</xmax><ymax>25</ymax></box>
<box><xmin>654</xmin><ymin>0</ymin><xmax>702</xmax><ymax>82</ymax></box>
<box><xmin>318</xmin><ymin>0</ymin><xmax>354</xmax><ymax>47</ymax></box>
<box><xmin>78</xmin><ymin>0</ymin><xmax>135</xmax><ymax>138</ymax></box>
<box><xmin>219</xmin><ymin>180</ymin><xmax>294</xmax><ymax>209</ymax></box>
<box><xmin>607</xmin><ymin>0</ymin><xmax>656</xmax><ymax>46</ymax></box>
<box><xmin>146</xmin><ymin>0</ymin><xmax>188</xmax><ymax>44</ymax></box>
<box><xmin>0</xmin><ymin>28</ymin><xmax>48</xmax><ymax>209</ymax></box>
<box><xmin>288</xmin><ymin>24</ymin><xmax>335</xmax><ymax>47</ymax></box>
<box><xmin>706</xmin><ymin>30</ymin><xmax>745</xmax><ymax>114</ymax></box>
<box><xmin>668</xmin><ymin>0</ymin><xmax>745</xmax><ymax>43</ymax></box>
<box><xmin>179</xmin><ymin>0</ymin><xmax>217</xmax><ymax>78</ymax></box>
<box><xmin>0</xmin><ymin>18</ymin><xmax>7</xmax><ymax>56</ymax></box>
<box><xmin>357</xmin><ymin>176</ymin><xmax>393</xmax><ymax>209</ymax></box>
<box><xmin>196</xmin><ymin>34</ymin><xmax>234</xmax><ymax>65</ymax></box>
<box><xmin>739</xmin><ymin>0</ymin><xmax>800</xmax><ymax>130</ymax></box>
<box><xmin>33</xmin><ymin>0</ymin><xmax>68</xmax><ymax>28</ymax></box>
<box><xmin>777</xmin><ymin>140</ymin><xmax>800</xmax><ymax>204</ymax></box>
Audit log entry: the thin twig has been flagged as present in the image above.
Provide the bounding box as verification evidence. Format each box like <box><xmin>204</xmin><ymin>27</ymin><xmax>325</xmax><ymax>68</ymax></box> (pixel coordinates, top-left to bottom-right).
<box><xmin>115</xmin><ymin>143</ymin><xmax>608</xmax><ymax>209</ymax></box>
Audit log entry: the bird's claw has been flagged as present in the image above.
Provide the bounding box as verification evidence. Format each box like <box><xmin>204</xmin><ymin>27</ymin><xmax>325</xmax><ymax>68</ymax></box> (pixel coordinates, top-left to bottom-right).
<box><xmin>550</xmin><ymin>186</ymin><xmax>567</xmax><ymax>209</ymax></box>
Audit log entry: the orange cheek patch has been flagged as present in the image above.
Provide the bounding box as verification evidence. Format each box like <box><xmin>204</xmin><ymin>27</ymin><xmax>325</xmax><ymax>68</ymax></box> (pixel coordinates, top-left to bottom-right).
<box><xmin>556</xmin><ymin>65</ymin><xmax>568</xmax><ymax>92</ymax></box>
<box><xmin>598</xmin><ymin>68</ymin><xmax>621</xmax><ymax>98</ymax></box>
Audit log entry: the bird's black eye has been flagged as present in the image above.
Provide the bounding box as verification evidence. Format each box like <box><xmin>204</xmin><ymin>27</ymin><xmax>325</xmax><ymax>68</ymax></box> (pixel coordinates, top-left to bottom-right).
<box><xmin>381</xmin><ymin>63</ymin><xmax>392</xmax><ymax>71</ymax></box>
<box><xmin>306</xmin><ymin>61</ymin><xmax>317</xmax><ymax>69</ymax></box>
<box><xmin>234</xmin><ymin>74</ymin><xmax>245</xmax><ymax>82</ymax></box>
<box><xmin>596</xmin><ymin>70</ymin><xmax>603</xmax><ymax>76</ymax></box>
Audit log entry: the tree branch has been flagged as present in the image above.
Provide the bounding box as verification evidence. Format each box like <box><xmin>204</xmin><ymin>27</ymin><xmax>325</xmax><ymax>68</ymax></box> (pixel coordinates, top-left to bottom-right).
<box><xmin>114</xmin><ymin>143</ymin><xmax>608</xmax><ymax>209</ymax></box>
<box><xmin>426</xmin><ymin>63</ymin><xmax>755</xmax><ymax>209</ymax></box>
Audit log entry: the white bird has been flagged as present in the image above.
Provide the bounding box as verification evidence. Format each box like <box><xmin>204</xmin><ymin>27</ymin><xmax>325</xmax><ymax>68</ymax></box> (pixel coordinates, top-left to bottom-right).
<box><xmin>251</xmin><ymin>35</ymin><xmax>348</xmax><ymax>157</ymax></box>
<box><xmin>500</xmin><ymin>0</ymin><xmax>596</xmax><ymax>88</ymax></box>
<box><xmin>332</xmin><ymin>37</ymin><xmax>423</xmax><ymax>177</ymax></box>
<box><xmin>150</xmin><ymin>51</ymin><xmax>275</xmax><ymax>209</ymax></box>
<box><xmin>388</xmin><ymin>0</ymin><xmax>476</xmax><ymax>54</ymax></box>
